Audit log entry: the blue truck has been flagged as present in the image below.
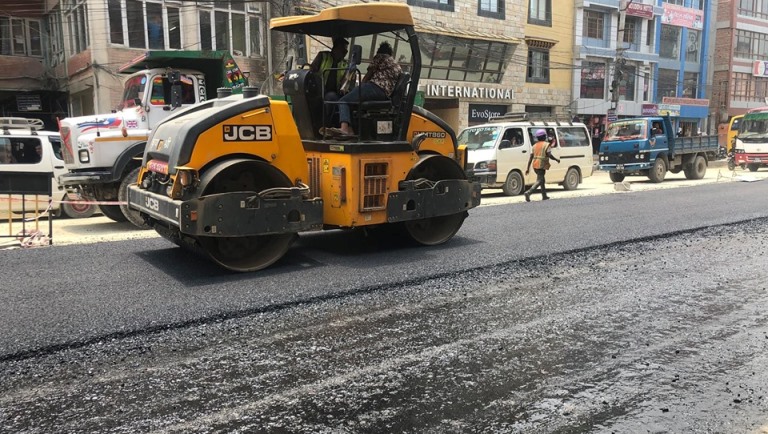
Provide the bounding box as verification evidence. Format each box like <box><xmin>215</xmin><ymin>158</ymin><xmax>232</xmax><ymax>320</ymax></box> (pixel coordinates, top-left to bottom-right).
<box><xmin>598</xmin><ymin>116</ymin><xmax>720</xmax><ymax>183</ymax></box>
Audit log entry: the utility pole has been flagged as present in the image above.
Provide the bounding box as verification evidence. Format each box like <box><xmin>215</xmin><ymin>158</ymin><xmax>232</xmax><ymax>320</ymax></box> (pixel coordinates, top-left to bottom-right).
<box><xmin>610</xmin><ymin>1</ymin><xmax>633</xmax><ymax>112</ymax></box>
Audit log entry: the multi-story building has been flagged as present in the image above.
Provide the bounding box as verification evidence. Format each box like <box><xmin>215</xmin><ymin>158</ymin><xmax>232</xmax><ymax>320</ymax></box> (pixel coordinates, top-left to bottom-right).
<box><xmin>572</xmin><ymin>0</ymin><xmax>714</xmax><ymax>139</ymax></box>
<box><xmin>0</xmin><ymin>0</ymin><xmax>270</xmax><ymax>130</ymax></box>
<box><xmin>712</xmin><ymin>0</ymin><xmax>768</xmax><ymax>126</ymax></box>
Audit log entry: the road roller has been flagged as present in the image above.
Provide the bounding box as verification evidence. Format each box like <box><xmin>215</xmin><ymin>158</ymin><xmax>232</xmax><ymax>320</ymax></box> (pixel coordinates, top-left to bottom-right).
<box><xmin>127</xmin><ymin>3</ymin><xmax>481</xmax><ymax>272</ymax></box>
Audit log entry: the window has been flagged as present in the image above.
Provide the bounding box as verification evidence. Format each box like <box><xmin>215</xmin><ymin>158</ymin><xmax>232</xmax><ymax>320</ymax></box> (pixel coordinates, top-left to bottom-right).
<box><xmin>418</xmin><ymin>33</ymin><xmax>507</xmax><ymax>83</ymax></box>
<box><xmin>659</xmin><ymin>24</ymin><xmax>680</xmax><ymax>59</ymax></box>
<box><xmin>148</xmin><ymin>75</ymin><xmax>196</xmax><ymax>106</ymax></box>
<box><xmin>478</xmin><ymin>0</ymin><xmax>504</xmax><ymax>19</ymax></box>
<box><xmin>686</xmin><ymin>29</ymin><xmax>700</xmax><ymax>63</ymax></box>
<box><xmin>683</xmin><ymin>72</ymin><xmax>698</xmax><ymax>98</ymax></box>
<box><xmin>407</xmin><ymin>0</ymin><xmax>454</xmax><ymax>12</ymax></box>
<box><xmin>64</xmin><ymin>0</ymin><xmax>88</xmax><ymax>54</ymax></box>
<box><xmin>623</xmin><ymin>17</ymin><xmax>639</xmax><ymax>48</ymax></box>
<box><xmin>620</xmin><ymin>64</ymin><xmax>636</xmax><ymax>101</ymax></box>
<box><xmin>658</xmin><ymin>68</ymin><xmax>679</xmax><ymax>98</ymax></box>
<box><xmin>529</xmin><ymin>0</ymin><xmax>551</xmax><ymax>26</ymax></box>
<box><xmin>45</xmin><ymin>9</ymin><xmax>65</xmax><ymax>66</ymax></box>
<box><xmin>199</xmin><ymin>2</ymin><xmax>264</xmax><ymax>56</ymax></box>
<box><xmin>738</xmin><ymin>0</ymin><xmax>768</xmax><ymax>19</ymax></box>
<box><xmin>526</xmin><ymin>48</ymin><xmax>549</xmax><ymax>84</ymax></box>
<box><xmin>580</xmin><ymin>61</ymin><xmax>606</xmax><ymax>99</ymax></box>
<box><xmin>734</xmin><ymin>30</ymin><xmax>768</xmax><ymax>60</ymax></box>
<box><xmin>0</xmin><ymin>17</ymin><xmax>43</xmax><ymax>57</ymax></box>
<box><xmin>583</xmin><ymin>10</ymin><xmax>605</xmax><ymax>40</ymax></box>
<box><xmin>0</xmin><ymin>138</ymin><xmax>43</xmax><ymax>165</ymax></box>
<box><xmin>646</xmin><ymin>18</ymin><xmax>655</xmax><ymax>47</ymax></box>
<box><xmin>111</xmin><ymin>1</ymin><xmax>181</xmax><ymax>50</ymax></box>
<box><xmin>557</xmin><ymin>127</ymin><xmax>590</xmax><ymax>148</ymax></box>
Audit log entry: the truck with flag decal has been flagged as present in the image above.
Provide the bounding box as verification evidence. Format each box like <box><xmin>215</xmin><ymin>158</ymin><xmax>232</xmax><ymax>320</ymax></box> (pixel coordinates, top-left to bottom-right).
<box><xmin>58</xmin><ymin>50</ymin><xmax>247</xmax><ymax>228</ymax></box>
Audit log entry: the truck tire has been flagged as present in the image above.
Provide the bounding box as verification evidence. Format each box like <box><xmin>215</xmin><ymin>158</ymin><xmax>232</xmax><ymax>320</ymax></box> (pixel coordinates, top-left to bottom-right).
<box><xmin>609</xmin><ymin>172</ymin><xmax>625</xmax><ymax>182</ymax></box>
<box><xmin>100</xmin><ymin>204</ymin><xmax>128</xmax><ymax>222</ymax></box>
<box><xmin>502</xmin><ymin>171</ymin><xmax>524</xmax><ymax>196</ymax></box>
<box><xmin>60</xmin><ymin>201</ymin><xmax>97</xmax><ymax>219</ymax></box>
<box><xmin>648</xmin><ymin>158</ymin><xmax>667</xmax><ymax>183</ymax></box>
<box><xmin>119</xmin><ymin>167</ymin><xmax>151</xmax><ymax>229</ymax></box>
<box><xmin>748</xmin><ymin>164</ymin><xmax>759</xmax><ymax>172</ymax></box>
<box><xmin>562</xmin><ymin>167</ymin><xmax>579</xmax><ymax>190</ymax></box>
<box><xmin>684</xmin><ymin>155</ymin><xmax>707</xmax><ymax>180</ymax></box>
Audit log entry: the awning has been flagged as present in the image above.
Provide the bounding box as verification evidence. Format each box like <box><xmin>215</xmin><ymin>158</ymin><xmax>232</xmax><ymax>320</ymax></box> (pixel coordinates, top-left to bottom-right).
<box><xmin>414</xmin><ymin>22</ymin><xmax>522</xmax><ymax>45</ymax></box>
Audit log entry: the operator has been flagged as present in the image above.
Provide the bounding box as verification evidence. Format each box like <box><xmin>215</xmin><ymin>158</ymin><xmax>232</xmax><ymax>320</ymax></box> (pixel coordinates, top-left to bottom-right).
<box><xmin>310</xmin><ymin>37</ymin><xmax>349</xmax><ymax>126</ymax></box>
<box><xmin>524</xmin><ymin>129</ymin><xmax>560</xmax><ymax>202</ymax></box>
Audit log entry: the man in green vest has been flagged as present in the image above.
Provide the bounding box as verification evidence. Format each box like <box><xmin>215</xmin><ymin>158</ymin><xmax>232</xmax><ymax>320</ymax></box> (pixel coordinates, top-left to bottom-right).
<box><xmin>310</xmin><ymin>37</ymin><xmax>349</xmax><ymax>126</ymax></box>
<box><xmin>524</xmin><ymin>129</ymin><xmax>560</xmax><ymax>202</ymax></box>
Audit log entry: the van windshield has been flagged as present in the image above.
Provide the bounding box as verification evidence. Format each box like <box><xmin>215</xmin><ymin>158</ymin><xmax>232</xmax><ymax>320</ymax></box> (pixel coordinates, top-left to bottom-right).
<box><xmin>457</xmin><ymin>126</ymin><xmax>501</xmax><ymax>150</ymax></box>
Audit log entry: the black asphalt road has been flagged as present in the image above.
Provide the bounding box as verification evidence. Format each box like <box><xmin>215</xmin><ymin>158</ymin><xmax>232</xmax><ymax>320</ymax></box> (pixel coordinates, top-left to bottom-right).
<box><xmin>1</xmin><ymin>180</ymin><xmax>767</xmax><ymax>361</ymax></box>
<box><xmin>2</xmin><ymin>180</ymin><xmax>768</xmax><ymax>432</ymax></box>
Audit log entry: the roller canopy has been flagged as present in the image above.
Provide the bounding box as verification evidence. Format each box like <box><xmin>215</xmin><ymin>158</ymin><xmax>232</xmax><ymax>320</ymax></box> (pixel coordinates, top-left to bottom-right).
<box><xmin>270</xmin><ymin>3</ymin><xmax>414</xmax><ymax>37</ymax></box>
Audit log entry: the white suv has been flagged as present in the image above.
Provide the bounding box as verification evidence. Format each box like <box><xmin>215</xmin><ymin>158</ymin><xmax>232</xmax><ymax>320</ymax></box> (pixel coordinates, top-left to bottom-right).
<box><xmin>0</xmin><ymin>117</ymin><xmax>97</xmax><ymax>219</ymax></box>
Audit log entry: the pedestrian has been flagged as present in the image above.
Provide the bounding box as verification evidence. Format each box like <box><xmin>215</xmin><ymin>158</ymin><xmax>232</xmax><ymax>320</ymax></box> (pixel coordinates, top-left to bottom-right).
<box><xmin>524</xmin><ymin>129</ymin><xmax>560</xmax><ymax>202</ymax></box>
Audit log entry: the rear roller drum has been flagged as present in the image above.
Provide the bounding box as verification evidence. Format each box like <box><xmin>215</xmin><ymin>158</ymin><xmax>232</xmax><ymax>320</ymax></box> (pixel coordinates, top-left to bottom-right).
<box><xmin>193</xmin><ymin>159</ymin><xmax>297</xmax><ymax>272</ymax></box>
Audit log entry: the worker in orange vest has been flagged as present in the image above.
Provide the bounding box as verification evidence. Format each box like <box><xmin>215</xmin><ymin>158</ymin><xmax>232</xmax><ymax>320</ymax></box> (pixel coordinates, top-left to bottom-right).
<box><xmin>524</xmin><ymin>129</ymin><xmax>560</xmax><ymax>202</ymax></box>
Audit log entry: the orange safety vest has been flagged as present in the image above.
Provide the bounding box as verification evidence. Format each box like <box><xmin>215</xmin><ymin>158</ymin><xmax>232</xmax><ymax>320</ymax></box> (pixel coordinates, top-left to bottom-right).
<box><xmin>531</xmin><ymin>140</ymin><xmax>551</xmax><ymax>170</ymax></box>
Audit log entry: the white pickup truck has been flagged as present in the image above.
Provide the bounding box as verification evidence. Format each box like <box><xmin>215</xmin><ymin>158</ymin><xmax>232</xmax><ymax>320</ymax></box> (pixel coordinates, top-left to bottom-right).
<box><xmin>0</xmin><ymin>117</ymin><xmax>98</xmax><ymax>219</ymax></box>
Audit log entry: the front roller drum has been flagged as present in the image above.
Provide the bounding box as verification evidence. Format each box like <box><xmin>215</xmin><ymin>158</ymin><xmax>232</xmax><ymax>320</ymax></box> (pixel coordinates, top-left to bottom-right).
<box><xmin>190</xmin><ymin>159</ymin><xmax>310</xmax><ymax>273</ymax></box>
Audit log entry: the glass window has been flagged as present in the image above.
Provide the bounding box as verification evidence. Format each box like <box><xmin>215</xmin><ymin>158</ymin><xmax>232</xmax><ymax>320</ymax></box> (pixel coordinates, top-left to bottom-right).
<box><xmin>685</xmin><ymin>30</ymin><xmax>700</xmax><ymax>63</ymax></box>
<box><xmin>658</xmin><ymin>68</ymin><xmax>679</xmax><ymax>98</ymax></box>
<box><xmin>407</xmin><ymin>0</ymin><xmax>454</xmax><ymax>12</ymax></box>
<box><xmin>66</xmin><ymin>0</ymin><xmax>88</xmax><ymax>53</ymax></box>
<box><xmin>479</xmin><ymin>0</ymin><xmax>504</xmax><ymax>19</ymax></box>
<box><xmin>583</xmin><ymin>10</ymin><xmax>605</xmax><ymax>40</ymax></box>
<box><xmin>108</xmin><ymin>0</ymin><xmax>124</xmax><ymax>44</ymax></box>
<box><xmin>417</xmin><ymin>33</ymin><xmax>506</xmax><ymax>84</ymax></box>
<box><xmin>580</xmin><ymin>61</ymin><xmax>606</xmax><ymax>99</ymax></box>
<box><xmin>683</xmin><ymin>72</ymin><xmax>698</xmax><ymax>98</ymax></box>
<box><xmin>197</xmin><ymin>2</ymin><xmax>262</xmax><ymax>55</ymax></box>
<box><xmin>529</xmin><ymin>0</ymin><xmax>551</xmax><ymax>26</ymax></box>
<box><xmin>557</xmin><ymin>127</ymin><xmax>590</xmax><ymax>148</ymax></box>
<box><xmin>646</xmin><ymin>18</ymin><xmax>655</xmax><ymax>47</ymax></box>
<box><xmin>168</xmin><ymin>7</ymin><xmax>181</xmax><ymax>49</ymax></box>
<box><xmin>126</xmin><ymin>0</ymin><xmax>145</xmax><ymax>48</ymax></box>
<box><xmin>28</xmin><ymin>20</ymin><xmax>41</xmax><ymax>56</ymax></box>
<box><xmin>621</xmin><ymin>64</ymin><xmax>636</xmax><ymax>101</ymax></box>
<box><xmin>502</xmin><ymin>128</ymin><xmax>525</xmax><ymax>146</ymax></box>
<box><xmin>0</xmin><ymin>138</ymin><xmax>42</xmax><ymax>164</ymax></box>
<box><xmin>623</xmin><ymin>17</ymin><xmax>639</xmax><ymax>46</ymax></box>
<box><xmin>46</xmin><ymin>8</ymin><xmax>65</xmax><ymax>66</ymax></box>
<box><xmin>659</xmin><ymin>24</ymin><xmax>680</xmax><ymax>59</ymax></box>
<box><xmin>199</xmin><ymin>11</ymin><xmax>212</xmax><ymax>51</ymax></box>
<box><xmin>526</xmin><ymin>48</ymin><xmax>549</xmax><ymax>83</ymax></box>
<box><xmin>146</xmin><ymin>3</ymin><xmax>164</xmax><ymax>49</ymax></box>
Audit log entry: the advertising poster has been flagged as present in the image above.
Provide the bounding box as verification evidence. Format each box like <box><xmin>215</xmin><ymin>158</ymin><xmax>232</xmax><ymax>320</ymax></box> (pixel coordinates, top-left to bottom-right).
<box><xmin>661</xmin><ymin>3</ymin><xmax>704</xmax><ymax>30</ymax></box>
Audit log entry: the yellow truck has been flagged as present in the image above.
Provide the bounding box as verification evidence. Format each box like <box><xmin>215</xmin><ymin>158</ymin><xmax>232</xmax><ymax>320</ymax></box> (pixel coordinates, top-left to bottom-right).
<box><xmin>127</xmin><ymin>3</ymin><xmax>481</xmax><ymax>272</ymax></box>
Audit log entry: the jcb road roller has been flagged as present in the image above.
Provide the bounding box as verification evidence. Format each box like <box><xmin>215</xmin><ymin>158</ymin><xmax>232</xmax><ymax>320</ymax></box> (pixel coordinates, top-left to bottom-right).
<box><xmin>128</xmin><ymin>3</ymin><xmax>481</xmax><ymax>272</ymax></box>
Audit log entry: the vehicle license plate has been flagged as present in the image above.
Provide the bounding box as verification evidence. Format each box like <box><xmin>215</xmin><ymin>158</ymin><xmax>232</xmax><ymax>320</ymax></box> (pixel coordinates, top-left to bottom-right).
<box><xmin>616</xmin><ymin>164</ymin><xmax>624</xmax><ymax>170</ymax></box>
<box><xmin>754</xmin><ymin>158</ymin><xmax>762</xmax><ymax>163</ymax></box>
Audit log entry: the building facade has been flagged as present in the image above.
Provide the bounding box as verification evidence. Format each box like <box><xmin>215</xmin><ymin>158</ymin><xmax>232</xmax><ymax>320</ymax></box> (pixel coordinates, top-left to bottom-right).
<box><xmin>712</xmin><ymin>0</ymin><xmax>768</xmax><ymax>126</ymax></box>
<box><xmin>0</xmin><ymin>0</ymin><xmax>270</xmax><ymax>129</ymax></box>
<box><xmin>572</xmin><ymin>0</ymin><xmax>714</xmax><ymax>138</ymax></box>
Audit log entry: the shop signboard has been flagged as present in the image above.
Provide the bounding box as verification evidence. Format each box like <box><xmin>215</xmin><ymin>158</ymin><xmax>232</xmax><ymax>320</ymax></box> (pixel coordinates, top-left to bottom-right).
<box><xmin>642</xmin><ymin>104</ymin><xmax>658</xmax><ymax>116</ymax></box>
<box><xmin>658</xmin><ymin>104</ymin><xmax>681</xmax><ymax>116</ymax></box>
<box><xmin>661</xmin><ymin>3</ymin><xmax>703</xmax><ymax>30</ymax></box>
<box><xmin>468</xmin><ymin>104</ymin><xmax>507</xmax><ymax>124</ymax></box>
<box><xmin>606</xmin><ymin>109</ymin><xmax>617</xmax><ymax>122</ymax></box>
<box><xmin>626</xmin><ymin>2</ymin><xmax>654</xmax><ymax>19</ymax></box>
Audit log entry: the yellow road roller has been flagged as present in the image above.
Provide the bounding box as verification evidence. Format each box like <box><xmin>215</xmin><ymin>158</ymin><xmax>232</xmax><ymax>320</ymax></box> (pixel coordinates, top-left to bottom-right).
<box><xmin>128</xmin><ymin>3</ymin><xmax>481</xmax><ymax>272</ymax></box>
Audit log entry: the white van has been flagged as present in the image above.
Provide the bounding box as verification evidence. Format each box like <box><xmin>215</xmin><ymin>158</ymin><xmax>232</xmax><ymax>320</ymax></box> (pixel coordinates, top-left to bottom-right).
<box><xmin>459</xmin><ymin>116</ymin><xmax>594</xmax><ymax>196</ymax></box>
<box><xmin>0</xmin><ymin>117</ymin><xmax>98</xmax><ymax>219</ymax></box>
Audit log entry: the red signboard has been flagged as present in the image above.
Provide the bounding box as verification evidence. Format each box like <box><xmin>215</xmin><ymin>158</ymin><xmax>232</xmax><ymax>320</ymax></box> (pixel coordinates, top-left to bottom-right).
<box><xmin>642</xmin><ymin>104</ymin><xmax>658</xmax><ymax>116</ymax></box>
<box><xmin>627</xmin><ymin>3</ymin><xmax>654</xmax><ymax>19</ymax></box>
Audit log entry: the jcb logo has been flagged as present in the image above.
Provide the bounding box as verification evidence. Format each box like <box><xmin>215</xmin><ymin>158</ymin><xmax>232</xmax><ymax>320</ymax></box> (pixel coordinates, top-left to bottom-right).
<box><xmin>145</xmin><ymin>197</ymin><xmax>160</xmax><ymax>211</ymax></box>
<box><xmin>223</xmin><ymin>125</ymin><xmax>272</xmax><ymax>142</ymax></box>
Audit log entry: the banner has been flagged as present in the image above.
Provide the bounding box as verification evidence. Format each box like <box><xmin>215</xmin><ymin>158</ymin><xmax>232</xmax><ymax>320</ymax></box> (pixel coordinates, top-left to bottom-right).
<box><xmin>661</xmin><ymin>3</ymin><xmax>704</xmax><ymax>30</ymax></box>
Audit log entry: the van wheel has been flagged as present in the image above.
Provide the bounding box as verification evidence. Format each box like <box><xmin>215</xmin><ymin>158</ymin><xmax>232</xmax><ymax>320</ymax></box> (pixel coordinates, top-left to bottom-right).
<box><xmin>502</xmin><ymin>171</ymin><xmax>524</xmax><ymax>196</ymax></box>
<box><xmin>609</xmin><ymin>172</ymin><xmax>625</xmax><ymax>182</ymax></box>
<box><xmin>648</xmin><ymin>158</ymin><xmax>667</xmax><ymax>183</ymax></box>
<box><xmin>562</xmin><ymin>167</ymin><xmax>579</xmax><ymax>190</ymax></box>
<box><xmin>61</xmin><ymin>201</ymin><xmax>97</xmax><ymax>219</ymax></box>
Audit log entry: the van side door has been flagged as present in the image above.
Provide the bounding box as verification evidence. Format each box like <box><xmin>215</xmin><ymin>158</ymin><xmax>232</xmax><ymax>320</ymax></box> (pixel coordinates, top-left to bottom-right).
<box><xmin>496</xmin><ymin>127</ymin><xmax>529</xmax><ymax>185</ymax></box>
